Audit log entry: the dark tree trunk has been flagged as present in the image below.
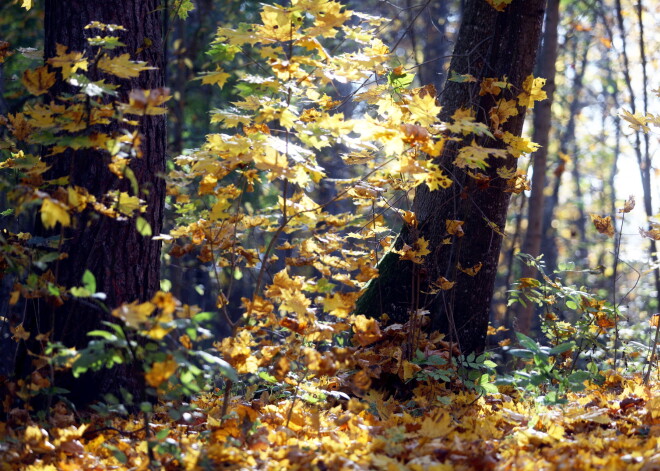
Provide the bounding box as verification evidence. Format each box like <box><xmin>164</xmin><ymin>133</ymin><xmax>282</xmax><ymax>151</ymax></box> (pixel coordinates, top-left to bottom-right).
<box><xmin>16</xmin><ymin>0</ymin><xmax>166</xmax><ymax>405</ymax></box>
<box><xmin>356</xmin><ymin>0</ymin><xmax>546</xmax><ymax>356</ymax></box>
<box><xmin>516</xmin><ymin>0</ymin><xmax>559</xmax><ymax>335</ymax></box>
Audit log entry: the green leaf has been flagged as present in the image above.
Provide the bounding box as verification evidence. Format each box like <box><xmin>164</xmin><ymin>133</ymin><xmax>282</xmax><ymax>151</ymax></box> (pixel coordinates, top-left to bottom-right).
<box><xmin>549</xmin><ymin>342</ymin><xmax>574</xmax><ymax>355</ymax></box>
<box><xmin>136</xmin><ymin>216</ymin><xmax>153</xmax><ymax>236</ymax></box>
<box><xmin>87</xmin><ymin>330</ymin><xmax>117</xmax><ymax>340</ymax></box>
<box><xmin>70</xmin><ymin>286</ymin><xmax>92</xmax><ymax>298</ymax></box>
<box><xmin>508</xmin><ymin>349</ymin><xmax>533</xmax><ymax>359</ymax></box>
<box><xmin>193</xmin><ymin>351</ymin><xmax>238</xmax><ymax>382</ymax></box>
<box><xmin>482</xmin><ymin>360</ymin><xmax>498</xmax><ymax>368</ymax></box>
<box><xmin>387</xmin><ymin>69</ymin><xmax>414</xmax><ymax>90</ymax></box>
<box><xmin>82</xmin><ymin>269</ymin><xmax>96</xmax><ymax>293</ymax></box>
<box><xmin>566</xmin><ymin>300</ymin><xmax>578</xmax><ymax>310</ymax></box>
<box><xmin>568</xmin><ymin>371</ymin><xmax>591</xmax><ymax>384</ymax></box>
<box><xmin>516</xmin><ymin>332</ymin><xmax>540</xmax><ymax>353</ymax></box>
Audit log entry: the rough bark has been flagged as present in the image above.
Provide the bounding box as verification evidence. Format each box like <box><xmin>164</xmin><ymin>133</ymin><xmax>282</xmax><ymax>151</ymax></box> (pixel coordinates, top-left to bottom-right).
<box><xmin>16</xmin><ymin>0</ymin><xmax>166</xmax><ymax>405</ymax></box>
<box><xmin>516</xmin><ymin>0</ymin><xmax>559</xmax><ymax>335</ymax></box>
<box><xmin>357</xmin><ymin>0</ymin><xmax>546</xmax><ymax>355</ymax></box>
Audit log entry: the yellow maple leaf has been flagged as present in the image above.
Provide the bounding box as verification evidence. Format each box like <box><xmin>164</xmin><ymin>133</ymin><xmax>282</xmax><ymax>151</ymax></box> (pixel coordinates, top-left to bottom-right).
<box><xmin>21</xmin><ymin>0</ymin><xmax>32</xmax><ymax>10</ymax></box>
<box><xmin>200</xmin><ymin>68</ymin><xmax>231</xmax><ymax>88</ymax></box>
<box><xmin>22</xmin><ymin>66</ymin><xmax>56</xmax><ymax>96</ymax></box>
<box><xmin>308</xmin><ymin>0</ymin><xmax>352</xmax><ymax>38</ymax></box>
<box><xmin>120</xmin><ymin>88</ymin><xmax>171</xmax><ymax>115</ymax></box>
<box><xmin>489</xmin><ymin>98</ymin><xmax>519</xmax><ymax>131</ymax></box>
<box><xmin>47</xmin><ymin>44</ymin><xmax>88</xmax><ymax>80</ymax></box>
<box><xmin>145</xmin><ymin>357</ymin><xmax>178</xmax><ymax>388</ymax></box>
<box><xmin>323</xmin><ymin>292</ymin><xmax>359</xmax><ymax>319</ymax></box>
<box><xmin>517</xmin><ymin>75</ymin><xmax>547</xmax><ymax>109</ymax></box>
<box><xmin>620</xmin><ymin>109</ymin><xmax>650</xmax><ymax>133</ymax></box>
<box><xmin>407</xmin><ymin>93</ymin><xmax>441</xmax><ymax>127</ymax></box>
<box><xmin>416</xmin><ymin>163</ymin><xmax>452</xmax><ymax>191</ymax></box>
<box><xmin>112</xmin><ymin>301</ymin><xmax>156</xmax><ymax>329</ymax></box>
<box><xmin>41</xmin><ymin>197</ymin><xmax>71</xmax><ymax>229</ymax></box>
<box><xmin>258</xmin><ymin>5</ymin><xmax>302</xmax><ymax>42</ymax></box>
<box><xmin>399</xmin><ymin>237</ymin><xmax>431</xmax><ymax>264</ymax></box>
<box><xmin>454</xmin><ymin>140</ymin><xmax>507</xmax><ymax>169</ymax></box>
<box><xmin>98</xmin><ymin>53</ymin><xmax>154</xmax><ymax>79</ymax></box>
<box><xmin>114</xmin><ymin>191</ymin><xmax>142</xmax><ymax>216</ymax></box>
<box><xmin>351</xmin><ymin>314</ymin><xmax>382</xmax><ymax>347</ymax></box>
<box><xmin>502</xmin><ymin>131</ymin><xmax>540</xmax><ymax>157</ymax></box>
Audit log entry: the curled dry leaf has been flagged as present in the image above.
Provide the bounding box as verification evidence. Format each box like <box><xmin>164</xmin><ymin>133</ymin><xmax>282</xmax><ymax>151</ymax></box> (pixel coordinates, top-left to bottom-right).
<box><xmin>590</xmin><ymin>214</ymin><xmax>614</xmax><ymax>238</ymax></box>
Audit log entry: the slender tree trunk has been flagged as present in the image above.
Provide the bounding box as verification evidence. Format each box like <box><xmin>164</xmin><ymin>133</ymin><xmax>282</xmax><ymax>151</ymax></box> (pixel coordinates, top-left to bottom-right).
<box><xmin>418</xmin><ymin>1</ymin><xmax>451</xmax><ymax>91</ymax></box>
<box><xmin>357</xmin><ymin>0</ymin><xmax>546</xmax><ymax>356</ymax></box>
<box><xmin>515</xmin><ymin>0</ymin><xmax>559</xmax><ymax>334</ymax></box>
<box><xmin>16</xmin><ymin>0</ymin><xmax>166</xmax><ymax>405</ymax></box>
<box><xmin>540</xmin><ymin>39</ymin><xmax>588</xmax><ymax>276</ymax></box>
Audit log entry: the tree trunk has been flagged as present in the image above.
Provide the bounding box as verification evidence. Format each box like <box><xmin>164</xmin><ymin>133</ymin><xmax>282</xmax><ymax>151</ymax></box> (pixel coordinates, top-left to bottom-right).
<box><xmin>540</xmin><ymin>39</ymin><xmax>588</xmax><ymax>277</ymax></box>
<box><xmin>516</xmin><ymin>0</ymin><xmax>559</xmax><ymax>334</ymax></box>
<box><xmin>356</xmin><ymin>0</ymin><xmax>546</xmax><ymax>356</ymax></box>
<box><xmin>16</xmin><ymin>0</ymin><xmax>166</xmax><ymax>405</ymax></box>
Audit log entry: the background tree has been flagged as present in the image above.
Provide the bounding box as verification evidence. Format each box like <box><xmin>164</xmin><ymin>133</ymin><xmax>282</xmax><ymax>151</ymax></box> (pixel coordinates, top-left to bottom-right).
<box><xmin>15</xmin><ymin>0</ymin><xmax>166</xmax><ymax>404</ymax></box>
<box><xmin>515</xmin><ymin>0</ymin><xmax>560</xmax><ymax>334</ymax></box>
<box><xmin>357</xmin><ymin>0</ymin><xmax>546</xmax><ymax>355</ymax></box>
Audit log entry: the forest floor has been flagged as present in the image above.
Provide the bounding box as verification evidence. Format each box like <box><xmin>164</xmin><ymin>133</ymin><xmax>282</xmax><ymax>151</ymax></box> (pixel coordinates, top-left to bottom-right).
<box><xmin>2</xmin><ymin>370</ymin><xmax>660</xmax><ymax>470</ymax></box>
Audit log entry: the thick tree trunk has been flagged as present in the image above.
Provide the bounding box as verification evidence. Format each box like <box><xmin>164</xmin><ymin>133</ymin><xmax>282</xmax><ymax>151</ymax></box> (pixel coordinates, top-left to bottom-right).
<box><xmin>516</xmin><ymin>0</ymin><xmax>559</xmax><ymax>335</ymax></box>
<box><xmin>357</xmin><ymin>0</ymin><xmax>546</xmax><ymax>355</ymax></box>
<box><xmin>16</xmin><ymin>0</ymin><xmax>165</xmax><ymax>405</ymax></box>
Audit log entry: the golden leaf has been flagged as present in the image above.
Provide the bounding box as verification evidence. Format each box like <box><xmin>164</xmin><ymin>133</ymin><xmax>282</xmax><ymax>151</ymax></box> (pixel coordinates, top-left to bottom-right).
<box><xmin>145</xmin><ymin>358</ymin><xmax>178</xmax><ymax>388</ymax></box>
<box><xmin>11</xmin><ymin>323</ymin><xmax>30</xmax><ymax>342</ymax></box>
<box><xmin>457</xmin><ymin>261</ymin><xmax>482</xmax><ymax>276</ymax></box>
<box><xmin>200</xmin><ymin>68</ymin><xmax>231</xmax><ymax>88</ymax></box>
<box><xmin>41</xmin><ymin>197</ymin><xmax>71</xmax><ymax>229</ymax></box>
<box><xmin>22</xmin><ymin>66</ymin><xmax>56</xmax><ymax>96</ymax></box>
<box><xmin>112</xmin><ymin>301</ymin><xmax>156</xmax><ymax>329</ymax></box>
<box><xmin>485</xmin><ymin>0</ymin><xmax>513</xmax><ymax>12</ymax></box>
<box><xmin>401</xmin><ymin>360</ymin><xmax>421</xmax><ymax>381</ymax></box>
<box><xmin>407</xmin><ymin>92</ymin><xmax>441</xmax><ymax>127</ymax></box>
<box><xmin>619</xmin><ymin>195</ymin><xmax>635</xmax><ymax>214</ymax></box>
<box><xmin>590</xmin><ymin>214</ymin><xmax>614</xmax><ymax>238</ymax></box>
<box><xmin>489</xmin><ymin>98</ymin><xmax>519</xmax><ymax>131</ymax></box>
<box><xmin>517</xmin><ymin>75</ymin><xmax>547</xmax><ymax>109</ymax></box>
<box><xmin>352</xmin><ymin>314</ymin><xmax>382</xmax><ymax>347</ymax></box>
<box><xmin>98</xmin><ymin>53</ymin><xmax>154</xmax><ymax>79</ymax></box>
<box><xmin>432</xmin><ymin>277</ymin><xmax>455</xmax><ymax>291</ymax></box>
<box><xmin>446</xmin><ymin>219</ymin><xmax>465</xmax><ymax>238</ymax></box>
<box><xmin>47</xmin><ymin>44</ymin><xmax>88</xmax><ymax>80</ymax></box>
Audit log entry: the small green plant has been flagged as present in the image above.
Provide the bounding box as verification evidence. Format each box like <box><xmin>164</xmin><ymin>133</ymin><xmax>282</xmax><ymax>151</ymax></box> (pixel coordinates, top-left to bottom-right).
<box><xmin>412</xmin><ymin>349</ymin><xmax>499</xmax><ymax>395</ymax></box>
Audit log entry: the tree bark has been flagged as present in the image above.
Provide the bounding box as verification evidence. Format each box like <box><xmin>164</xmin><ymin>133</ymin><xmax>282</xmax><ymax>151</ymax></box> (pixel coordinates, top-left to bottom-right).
<box><xmin>516</xmin><ymin>0</ymin><xmax>559</xmax><ymax>335</ymax></box>
<box><xmin>357</xmin><ymin>0</ymin><xmax>546</xmax><ymax>355</ymax></box>
<box><xmin>16</xmin><ymin>0</ymin><xmax>166</xmax><ymax>405</ymax></box>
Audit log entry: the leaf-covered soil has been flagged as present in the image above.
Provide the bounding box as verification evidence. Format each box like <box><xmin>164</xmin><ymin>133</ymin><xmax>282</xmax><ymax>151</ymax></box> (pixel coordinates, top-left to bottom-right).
<box><xmin>2</xmin><ymin>372</ymin><xmax>659</xmax><ymax>471</ymax></box>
